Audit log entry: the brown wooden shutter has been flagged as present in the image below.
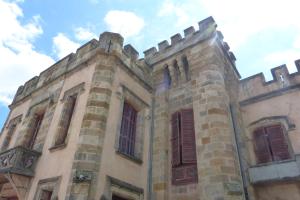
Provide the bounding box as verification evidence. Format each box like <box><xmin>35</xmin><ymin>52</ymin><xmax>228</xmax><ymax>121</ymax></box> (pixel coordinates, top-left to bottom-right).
<box><xmin>180</xmin><ymin>109</ymin><xmax>197</xmax><ymax>164</ymax></box>
<box><xmin>119</xmin><ymin>102</ymin><xmax>137</xmax><ymax>156</ymax></box>
<box><xmin>171</xmin><ymin>112</ymin><xmax>181</xmax><ymax>167</ymax></box>
<box><xmin>253</xmin><ymin>127</ymin><xmax>272</xmax><ymax>164</ymax></box>
<box><xmin>266</xmin><ymin>125</ymin><xmax>291</xmax><ymax>161</ymax></box>
<box><xmin>56</xmin><ymin>95</ymin><xmax>77</xmax><ymax>145</ymax></box>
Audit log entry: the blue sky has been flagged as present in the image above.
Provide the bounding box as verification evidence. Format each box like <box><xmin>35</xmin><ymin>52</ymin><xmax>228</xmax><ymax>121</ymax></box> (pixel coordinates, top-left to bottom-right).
<box><xmin>0</xmin><ymin>0</ymin><xmax>299</xmax><ymax>128</ymax></box>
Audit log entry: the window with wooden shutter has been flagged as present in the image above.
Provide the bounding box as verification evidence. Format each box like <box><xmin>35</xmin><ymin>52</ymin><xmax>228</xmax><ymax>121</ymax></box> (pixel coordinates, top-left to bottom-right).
<box><xmin>181</xmin><ymin>109</ymin><xmax>197</xmax><ymax>164</ymax></box>
<box><xmin>119</xmin><ymin>102</ymin><xmax>137</xmax><ymax>157</ymax></box>
<box><xmin>171</xmin><ymin>109</ymin><xmax>198</xmax><ymax>185</ymax></box>
<box><xmin>55</xmin><ymin>94</ymin><xmax>77</xmax><ymax>146</ymax></box>
<box><xmin>253</xmin><ymin>124</ymin><xmax>291</xmax><ymax>164</ymax></box>
<box><xmin>266</xmin><ymin>125</ymin><xmax>291</xmax><ymax>161</ymax></box>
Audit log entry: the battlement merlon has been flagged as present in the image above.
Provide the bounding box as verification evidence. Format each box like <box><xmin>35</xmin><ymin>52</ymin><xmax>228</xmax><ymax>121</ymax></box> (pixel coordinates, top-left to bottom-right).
<box><xmin>10</xmin><ymin>32</ymin><xmax>151</xmax><ymax>107</ymax></box>
<box><xmin>239</xmin><ymin>59</ymin><xmax>300</xmax><ymax>105</ymax></box>
<box><xmin>142</xmin><ymin>16</ymin><xmax>240</xmax><ymax>77</ymax></box>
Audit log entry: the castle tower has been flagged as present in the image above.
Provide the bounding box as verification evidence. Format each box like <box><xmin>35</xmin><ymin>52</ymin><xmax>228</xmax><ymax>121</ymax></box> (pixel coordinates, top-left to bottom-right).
<box><xmin>146</xmin><ymin>17</ymin><xmax>244</xmax><ymax>200</ymax></box>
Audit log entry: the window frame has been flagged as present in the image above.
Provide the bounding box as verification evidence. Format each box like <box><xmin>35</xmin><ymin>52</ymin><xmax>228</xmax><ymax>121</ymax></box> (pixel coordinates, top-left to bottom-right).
<box><xmin>115</xmin><ymin>85</ymin><xmax>150</xmax><ymax>163</ymax></box>
<box><xmin>33</xmin><ymin>176</ymin><xmax>61</xmax><ymax>200</ymax></box>
<box><xmin>171</xmin><ymin>108</ymin><xmax>198</xmax><ymax>185</ymax></box>
<box><xmin>118</xmin><ymin>101</ymin><xmax>138</xmax><ymax>157</ymax></box>
<box><xmin>50</xmin><ymin>82</ymin><xmax>84</xmax><ymax>151</ymax></box>
<box><xmin>253</xmin><ymin>124</ymin><xmax>292</xmax><ymax>164</ymax></box>
<box><xmin>54</xmin><ymin>93</ymin><xmax>77</xmax><ymax>147</ymax></box>
<box><xmin>1</xmin><ymin>114</ymin><xmax>22</xmax><ymax>151</ymax></box>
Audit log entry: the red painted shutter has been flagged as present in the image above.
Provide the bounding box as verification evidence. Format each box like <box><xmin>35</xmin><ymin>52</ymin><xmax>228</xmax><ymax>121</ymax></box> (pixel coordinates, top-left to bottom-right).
<box><xmin>266</xmin><ymin>125</ymin><xmax>291</xmax><ymax>161</ymax></box>
<box><xmin>171</xmin><ymin>112</ymin><xmax>181</xmax><ymax>167</ymax></box>
<box><xmin>180</xmin><ymin>109</ymin><xmax>197</xmax><ymax>164</ymax></box>
<box><xmin>119</xmin><ymin>102</ymin><xmax>137</xmax><ymax>156</ymax></box>
<box><xmin>253</xmin><ymin>127</ymin><xmax>272</xmax><ymax>164</ymax></box>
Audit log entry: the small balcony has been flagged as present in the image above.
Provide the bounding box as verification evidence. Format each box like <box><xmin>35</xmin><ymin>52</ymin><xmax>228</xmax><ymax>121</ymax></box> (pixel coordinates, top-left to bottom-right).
<box><xmin>248</xmin><ymin>155</ymin><xmax>300</xmax><ymax>184</ymax></box>
<box><xmin>0</xmin><ymin>146</ymin><xmax>41</xmax><ymax>177</ymax></box>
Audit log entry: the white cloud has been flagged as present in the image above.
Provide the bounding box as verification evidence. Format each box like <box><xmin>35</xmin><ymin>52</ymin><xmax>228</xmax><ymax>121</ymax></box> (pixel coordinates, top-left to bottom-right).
<box><xmin>52</xmin><ymin>33</ymin><xmax>80</xmax><ymax>59</ymax></box>
<box><xmin>74</xmin><ymin>27</ymin><xmax>97</xmax><ymax>41</ymax></box>
<box><xmin>158</xmin><ymin>0</ymin><xmax>190</xmax><ymax>27</ymax></box>
<box><xmin>200</xmin><ymin>0</ymin><xmax>300</xmax><ymax>49</ymax></box>
<box><xmin>0</xmin><ymin>0</ymin><xmax>54</xmax><ymax>105</ymax></box>
<box><xmin>104</xmin><ymin>10</ymin><xmax>145</xmax><ymax>38</ymax></box>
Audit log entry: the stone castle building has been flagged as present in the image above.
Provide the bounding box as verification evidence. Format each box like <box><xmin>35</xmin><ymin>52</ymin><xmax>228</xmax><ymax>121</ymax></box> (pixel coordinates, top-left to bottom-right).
<box><xmin>0</xmin><ymin>16</ymin><xmax>300</xmax><ymax>200</ymax></box>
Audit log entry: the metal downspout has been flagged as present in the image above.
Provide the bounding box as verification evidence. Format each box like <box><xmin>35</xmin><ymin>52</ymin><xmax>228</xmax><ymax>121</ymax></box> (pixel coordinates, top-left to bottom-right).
<box><xmin>229</xmin><ymin>104</ymin><xmax>249</xmax><ymax>200</ymax></box>
<box><xmin>147</xmin><ymin>96</ymin><xmax>155</xmax><ymax>200</ymax></box>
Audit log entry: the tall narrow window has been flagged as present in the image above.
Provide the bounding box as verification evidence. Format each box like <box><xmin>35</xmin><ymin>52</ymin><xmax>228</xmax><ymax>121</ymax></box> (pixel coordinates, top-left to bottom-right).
<box><xmin>173</xmin><ymin>60</ymin><xmax>180</xmax><ymax>84</ymax></box>
<box><xmin>55</xmin><ymin>94</ymin><xmax>77</xmax><ymax>146</ymax></box>
<box><xmin>1</xmin><ymin>124</ymin><xmax>17</xmax><ymax>151</ymax></box>
<box><xmin>253</xmin><ymin>124</ymin><xmax>291</xmax><ymax>164</ymax></box>
<box><xmin>119</xmin><ymin>102</ymin><xmax>137</xmax><ymax>156</ymax></box>
<box><xmin>171</xmin><ymin>109</ymin><xmax>198</xmax><ymax>185</ymax></box>
<box><xmin>182</xmin><ymin>56</ymin><xmax>190</xmax><ymax>81</ymax></box>
<box><xmin>27</xmin><ymin>112</ymin><xmax>44</xmax><ymax>149</ymax></box>
<box><xmin>163</xmin><ymin>66</ymin><xmax>171</xmax><ymax>89</ymax></box>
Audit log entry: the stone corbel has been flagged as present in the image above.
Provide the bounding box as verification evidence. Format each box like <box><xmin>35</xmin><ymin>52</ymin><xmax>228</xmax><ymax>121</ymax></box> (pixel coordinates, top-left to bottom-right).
<box><xmin>115</xmin><ymin>85</ymin><xmax>124</xmax><ymax>100</ymax></box>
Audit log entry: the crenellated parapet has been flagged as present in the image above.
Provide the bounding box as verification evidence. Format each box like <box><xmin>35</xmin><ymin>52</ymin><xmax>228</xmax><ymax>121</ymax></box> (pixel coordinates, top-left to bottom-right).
<box><xmin>239</xmin><ymin>59</ymin><xmax>300</xmax><ymax>105</ymax></box>
<box><xmin>143</xmin><ymin>17</ymin><xmax>238</xmax><ymax>73</ymax></box>
<box><xmin>11</xmin><ymin>32</ymin><xmax>152</xmax><ymax>106</ymax></box>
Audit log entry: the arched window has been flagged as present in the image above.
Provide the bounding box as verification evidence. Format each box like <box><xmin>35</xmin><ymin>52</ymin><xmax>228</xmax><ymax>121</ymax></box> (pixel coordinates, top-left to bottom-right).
<box><xmin>253</xmin><ymin>124</ymin><xmax>291</xmax><ymax>164</ymax></box>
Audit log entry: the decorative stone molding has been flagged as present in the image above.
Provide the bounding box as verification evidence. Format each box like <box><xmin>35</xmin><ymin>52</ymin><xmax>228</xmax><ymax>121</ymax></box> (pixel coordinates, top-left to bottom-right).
<box><xmin>0</xmin><ymin>146</ymin><xmax>41</xmax><ymax>177</ymax></box>
<box><xmin>115</xmin><ymin>84</ymin><xmax>149</xmax><ymax>161</ymax></box>
<box><xmin>33</xmin><ymin>176</ymin><xmax>61</xmax><ymax>200</ymax></box>
<box><xmin>248</xmin><ymin>115</ymin><xmax>296</xmax><ymax>131</ymax></box>
<box><xmin>60</xmin><ymin>82</ymin><xmax>85</xmax><ymax>102</ymax></box>
<box><xmin>6</xmin><ymin>115</ymin><xmax>22</xmax><ymax>129</ymax></box>
<box><xmin>108</xmin><ymin>176</ymin><xmax>144</xmax><ymax>200</ymax></box>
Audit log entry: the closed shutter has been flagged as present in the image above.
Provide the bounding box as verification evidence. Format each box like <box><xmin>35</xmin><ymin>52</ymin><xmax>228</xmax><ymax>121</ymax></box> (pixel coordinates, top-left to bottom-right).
<box><xmin>119</xmin><ymin>102</ymin><xmax>137</xmax><ymax>156</ymax></box>
<box><xmin>180</xmin><ymin>109</ymin><xmax>197</xmax><ymax>164</ymax></box>
<box><xmin>266</xmin><ymin>125</ymin><xmax>291</xmax><ymax>161</ymax></box>
<box><xmin>171</xmin><ymin>112</ymin><xmax>181</xmax><ymax>167</ymax></box>
<box><xmin>56</xmin><ymin>95</ymin><xmax>77</xmax><ymax>145</ymax></box>
<box><xmin>253</xmin><ymin>127</ymin><xmax>272</xmax><ymax>164</ymax></box>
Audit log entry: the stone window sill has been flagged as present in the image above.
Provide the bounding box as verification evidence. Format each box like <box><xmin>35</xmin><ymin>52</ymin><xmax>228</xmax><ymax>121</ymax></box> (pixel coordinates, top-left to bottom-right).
<box><xmin>116</xmin><ymin>150</ymin><xmax>142</xmax><ymax>164</ymax></box>
<box><xmin>49</xmin><ymin>143</ymin><xmax>67</xmax><ymax>152</ymax></box>
<box><xmin>253</xmin><ymin>158</ymin><xmax>295</xmax><ymax>168</ymax></box>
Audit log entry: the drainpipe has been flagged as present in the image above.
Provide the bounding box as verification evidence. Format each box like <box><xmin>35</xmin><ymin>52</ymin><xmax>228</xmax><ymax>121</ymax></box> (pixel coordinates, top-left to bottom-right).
<box><xmin>229</xmin><ymin>104</ymin><xmax>249</xmax><ymax>200</ymax></box>
<box><xmin>147</xmin><ymin>96</ymin><xmax>155</xmax><ymax>200</ymax></box>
